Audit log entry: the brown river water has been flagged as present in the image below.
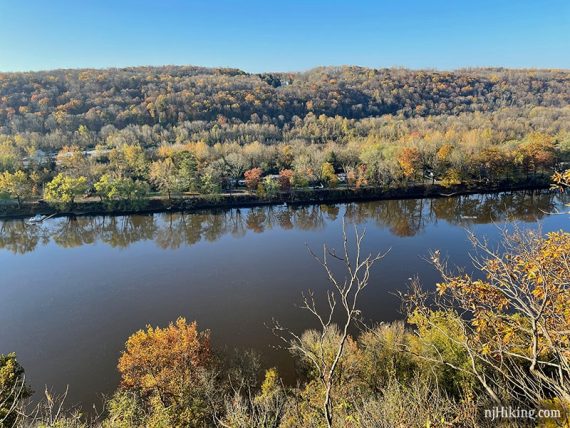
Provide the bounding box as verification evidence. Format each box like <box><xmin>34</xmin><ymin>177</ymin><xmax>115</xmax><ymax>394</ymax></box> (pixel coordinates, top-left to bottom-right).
<box><xmin>0</xmin><ymin>190</ymin><xmax>568</xmax><ymax>409</ymax></box>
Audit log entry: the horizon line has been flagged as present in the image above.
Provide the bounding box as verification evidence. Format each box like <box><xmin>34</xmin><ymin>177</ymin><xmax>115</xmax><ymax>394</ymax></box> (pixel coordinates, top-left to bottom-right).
<box><xmin>1</xmin><ymin>63</ymin><xmax>569</xmax><ymax>75</ymax></box>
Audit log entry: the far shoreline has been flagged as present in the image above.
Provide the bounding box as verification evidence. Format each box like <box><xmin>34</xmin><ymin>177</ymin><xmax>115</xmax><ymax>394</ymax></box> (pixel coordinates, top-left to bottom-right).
<box><xmin>0</xmin><ymin>179</ymin><xmax>553</xmax><ymax>221</ymax></box>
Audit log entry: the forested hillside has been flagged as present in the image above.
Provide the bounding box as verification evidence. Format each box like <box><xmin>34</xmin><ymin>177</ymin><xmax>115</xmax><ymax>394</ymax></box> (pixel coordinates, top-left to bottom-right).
<box><xmin>0</xmin><ymin>66</ymin><xmax>569</xmax><ymax>209</ymax></box>
<box><xmin>1</xmin><ymin>66</ymin><xmax>570</xmax><ymax>138</ymax></box>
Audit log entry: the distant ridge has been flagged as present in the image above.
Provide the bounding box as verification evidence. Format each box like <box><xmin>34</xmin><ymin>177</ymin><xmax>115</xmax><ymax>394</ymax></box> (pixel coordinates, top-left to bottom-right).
<box><xmin>1</xmin><ymin>65</ymin><xmax>569</xmax><ymax>135</ymax></box>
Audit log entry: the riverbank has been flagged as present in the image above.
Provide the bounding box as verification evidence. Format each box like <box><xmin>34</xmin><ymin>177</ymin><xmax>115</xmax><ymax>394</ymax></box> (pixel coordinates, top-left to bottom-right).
<box><xmin>0</xmin><ymin>178</ymin><xmax>552</xmax><ymax>220</ymax></box>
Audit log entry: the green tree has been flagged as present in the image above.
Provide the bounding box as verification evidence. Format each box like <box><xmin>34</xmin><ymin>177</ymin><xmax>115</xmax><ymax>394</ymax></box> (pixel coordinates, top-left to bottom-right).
<box><xmin>291</xmin><ymin>171</ymin><xmax>309</xmax><ymax>189</ymax></box>
<box><xmin>0</xmin><ymin>140</ymin><xmax>21</xmax><ymax>173</ymax></box>
<box><xmin>173</xmin><ymin>151</ymin><xmax>198</xmax><ymax>192</ymax></box>
<box><xmin>198</xmin><ymin>164</ymin><xmax>222</xmax><ymax>196</ymax></box>
<box><xmin>94</xmin><ymin>174</ymin><xmax>149</xmax><ymax>209</ymax></box>
<box><xmin>0</xmin><ymin>170</ymin><xmax>33</xmax><ymax>208</ymax></box>
<box><xmin>43</xmin><ymin>174</ymin><xmax>88</xmax><ymax>208</ymax></box>
<box><xmin>260</xmin><ymin>176</ymin><xmax>279</xmax><ymax>198</ymax></box>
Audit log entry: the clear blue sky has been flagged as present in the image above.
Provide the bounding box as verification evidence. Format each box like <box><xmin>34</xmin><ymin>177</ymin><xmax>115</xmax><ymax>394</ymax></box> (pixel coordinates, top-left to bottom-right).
<box><xmin>0</xmin><ymin>0</ymin><xmax>568</xmax><ymax>72</ymax></box>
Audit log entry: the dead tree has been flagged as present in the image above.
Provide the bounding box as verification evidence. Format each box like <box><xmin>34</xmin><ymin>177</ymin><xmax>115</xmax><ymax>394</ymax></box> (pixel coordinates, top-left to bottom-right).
<box><xmin>274</xmin><ymin>219</ymin><xmax>388</xmax><ymax>428</ymax></box>
<box><xmin>0</xmin><ymin>372</ymin><xmax>28</xmax><ymax>426</ymax></box>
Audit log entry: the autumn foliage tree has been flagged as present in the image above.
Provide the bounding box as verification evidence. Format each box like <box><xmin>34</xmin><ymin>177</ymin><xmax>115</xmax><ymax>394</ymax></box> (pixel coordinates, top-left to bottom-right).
<box><xmin>408</xmin><ymin>229</ymin><xmax>570</xmax><ymax>408</ymax></box>
<box><xmin>56</xmin><ymin>145</ymin><xmax>88</xmax><ymax>178</ymax></box>
<box><xmin>108</xmin><ymin>144</ymin><xmax>149</xmax><ymax>181</ymax></box>
<box><xmin>0</xmin><ymin>170</ymin><xmax>33</xmax><ymax>207</ymax></box>
<box><xmin>398</xmin><ymin>147</ymin><xmax>421</xmax><ymax>181</ymax></box>
<box><xmin>149</xmin><ymin>158</ymin><xmax>185</xmax><ymax>200</ymax></box>
<box><xmin>244</xmin><ymin>167</ymin><xmax>263</xmax><ymax>192</ymax></box>
<box><xmin>0</xmin><ymin>353</ymin><xmax>32</xmax><ymax>427</ymax></box>
<box><xmin>553</xmin><ymin>169</ymin><xmax>570</xmax><ymax>190</ymax></box>
<box><xmin>517</xmin><ymin>133</ymin><xmax>556</xmax><ymax>178</ymax></box>
<box><xmin>278</xmin><ymin>169</ymin><xmax>293</xmax><ymax>192</ymax></box>
<box><xmin>117</xmin><ymin>317</ymin><xmax>214</xmax><ymax>426</ymax></box>
<box><xmin>320</xmin><ymin>162</ymin><xmax>338</xmax><ymax>188</ymax></box>
<box><xmin>0</xmin><ymin>65</ymin><xmax>568</xmax><ymax>213</ymax></box>
<box><xmin>43</xmin><ymin>174</ymin><xmax>88</xmax><ymax>208</ymax></box>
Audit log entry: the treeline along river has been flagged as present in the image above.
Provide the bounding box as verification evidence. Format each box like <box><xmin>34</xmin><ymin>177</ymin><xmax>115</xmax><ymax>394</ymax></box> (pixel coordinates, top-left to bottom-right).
<box><xmin>0</xmin><ymin>190</ymin><xmax>569</xmax><ymax>409</ymax></box>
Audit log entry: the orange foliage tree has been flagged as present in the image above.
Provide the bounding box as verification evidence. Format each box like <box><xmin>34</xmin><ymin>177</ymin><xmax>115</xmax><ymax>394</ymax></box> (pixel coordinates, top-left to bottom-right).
<box><xmin>398</xmin><ymin>147</ymin><xmax>421</xmax><ymax>181</ymax></box>
<box><xmin>278</xmin><ymin>169</ymin><xmax>293</xmax><ymax>192</ymax></box>
<box><xmin>355</xmin><ymin>164</ymin><xmax>368</xmax><ymax>188</ymax></box>
<box><xmin>117</xmin><ymin>317</ymin><xmax>213</xmax><ymax>423</ymax></box>
<box><xmin>244</xmin><ymin>167</ymin><xmax>263</xmax><ymax>192</ymax></box>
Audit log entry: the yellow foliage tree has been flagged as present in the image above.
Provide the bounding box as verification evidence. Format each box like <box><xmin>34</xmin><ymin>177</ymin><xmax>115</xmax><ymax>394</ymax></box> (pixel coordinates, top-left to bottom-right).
<box><xmin>553</xmin><ymin>170</ymin><xmax>570</xmax><ymax>190</ymax></box>
<box><xmin>321</xmin><ymin>162</ymin><xmax>338</xmax><ymax>188</ymax></box>
<box><xmin>416</xmin><ymin>230</ymin><xmax>570</xmax><ymax>407</ymax></box>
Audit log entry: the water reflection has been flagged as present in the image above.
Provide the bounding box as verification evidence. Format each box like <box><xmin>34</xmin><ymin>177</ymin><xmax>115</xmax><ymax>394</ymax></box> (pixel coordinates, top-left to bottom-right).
<box><xmin>0</xmin><ymin>190</ymin><xmax>564</xmax><ymax>254</ymax></box>
<box><xmin>1</xmin><ymin>189</ymin><xmax>568</xmax><ymax>410</ymax></box>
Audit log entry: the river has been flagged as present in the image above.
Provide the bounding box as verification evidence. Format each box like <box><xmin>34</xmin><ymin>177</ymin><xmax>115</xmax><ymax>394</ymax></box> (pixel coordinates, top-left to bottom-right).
<box><xmin>0</xmin><ymin>190</ymin><xmax>568</xmax><ymax>409</ymax></box>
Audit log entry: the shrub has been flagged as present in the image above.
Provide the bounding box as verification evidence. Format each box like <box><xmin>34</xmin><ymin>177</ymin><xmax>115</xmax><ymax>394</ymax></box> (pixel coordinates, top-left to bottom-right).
<box><xmin>0</xmin><ymin>353</ymin><xmax>32</xmax><ymax>427</ymax></box>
